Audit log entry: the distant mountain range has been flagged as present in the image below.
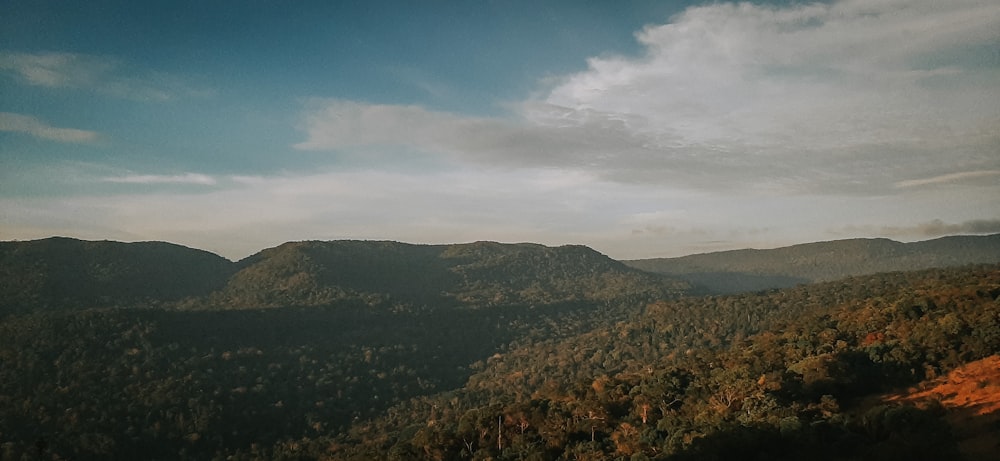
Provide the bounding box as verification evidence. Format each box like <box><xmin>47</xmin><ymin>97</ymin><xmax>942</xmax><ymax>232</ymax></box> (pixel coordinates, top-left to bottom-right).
<box><xmin>0</xmin><ymin>238</ymin><xmax>687</xmax><ymax>315</ymax></box>
<box><xmin>624</xmin><ymin>234</ymin><xmax>1000</xmax><ymax>293</ymax></box>
<box><xmin>3</xmin><ymin>234</ymin><xmax>998</xmax><ymax>315</ymax></box>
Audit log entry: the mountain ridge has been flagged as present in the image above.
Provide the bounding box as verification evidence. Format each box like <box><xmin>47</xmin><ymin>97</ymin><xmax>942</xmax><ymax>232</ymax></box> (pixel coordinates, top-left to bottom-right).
<box><xmin>0</xmin><ymin>237</ymin><xmax>688</xmax><ymax>315</ymax></box>
<box><xmin>3</xmin><ymin>233</ymin><xmax>999</xmax><ymax>314</ymax></box>
<box><xmin>624</xmin><ymin>233</ymin><xmax>1000</xmax><ymax>293</ymax></box>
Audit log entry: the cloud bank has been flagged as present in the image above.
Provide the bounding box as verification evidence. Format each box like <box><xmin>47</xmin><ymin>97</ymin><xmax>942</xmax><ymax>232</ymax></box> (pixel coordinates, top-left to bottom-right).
<box><xmin>4</xmin><ymin>1</ymin><xmax>998</xmax><ymax>259</ymax></box>
<box><xmin>296</xmin><ymin>0</ymin><xmax>999</xmax><ymax>195</ymax></box>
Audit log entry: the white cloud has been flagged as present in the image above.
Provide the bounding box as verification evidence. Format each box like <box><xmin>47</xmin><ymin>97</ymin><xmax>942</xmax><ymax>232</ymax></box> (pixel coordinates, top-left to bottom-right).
<box><xmin>0</xmin><ymin>51</ymin><xmax>207</xmax><ymax>101</ymax></box>
<box><xmin>0</xmin><ymin>112</ymin><xmax>100</xmax><ymax>143</ymax></box>
<box><xmin>2</xmin><ymin>167</ymin><xmax>649</xmax><ymax>259</ymax></box>
<box><xmin>3</xmin><ymin>160</ymin><xmax>997</xmax><ymax>259</ymax></box>
<box><xmin>5</xmin><ymin>1</ymin><xmax>999</xmax><ymax>259</ymax></box>
<box><xmin>101</xmin><ymin>172</ymin><xmax>218</xmax><ymax>186</ymax></box>
<box><xmin>296</xmin><ymin>0</ymin><xmax>999</xmax><ymax>196</ymax></box>
<box><xmin>894</xmin><ymin>170</ymin><xmax>1000</xmax><ymax>188</ymax></box>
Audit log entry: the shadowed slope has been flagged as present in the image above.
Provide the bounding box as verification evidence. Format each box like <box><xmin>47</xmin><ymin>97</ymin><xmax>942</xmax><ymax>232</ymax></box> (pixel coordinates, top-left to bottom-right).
<box><xmin>0</xmin><ymin>237</ymin><xmax>234</xmax><ymax>315</ymax></box>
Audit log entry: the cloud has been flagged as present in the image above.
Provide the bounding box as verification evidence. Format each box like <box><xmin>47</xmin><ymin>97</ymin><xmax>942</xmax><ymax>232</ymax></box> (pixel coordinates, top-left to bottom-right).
<box><xmin>2</xmin><ymin>167</ymin><xmax>648</xmax><ymax>259</ymax></box>
<box><xmin>296</xmin><ymin>0</ymin><xmax>1000</xmax><ymax>195</ymax></box>
<box><xmin>0</xmin><ymin>112</ymin><xmax>100</xmax><ymax>143</ymax></box>
<box><xmin>880</xmin><ymin>219</ymin><xmax>1000</xmax><ymax>238</ymax></box>
<box><xmin>101</xmin><ymin>173</ymin><xmax>218</xmax><ymax>186</ymax></box>
<box><xmin>894</xmin><ymin>170</ymin><xmax>1000</xmax><ymax>188</ymax></box>
<box><xmin>0</xmin><ymin>51</ymin><xmax>207</xmax><ymax>101</ymax></box>
<box><xmin>294</xmin><ymin>99</ymin><xmax>651</xmax><ymax>170</ymax></box>
<box><xmin>4</xmin><ymin>159</ymin><xmax>996</xmax><ymax>260</ymax></box>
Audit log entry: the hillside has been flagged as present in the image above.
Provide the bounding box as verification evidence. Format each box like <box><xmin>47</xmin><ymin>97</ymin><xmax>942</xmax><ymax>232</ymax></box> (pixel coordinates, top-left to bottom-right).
<box><xmin>4</xmin><ymin>263</ymin><xmax>991</xmax><ymax>460</ymax></box>
<box><xmin>0</xmin><ymin>233</ymin><xmax>998</xmax><ymax>459</ymax></box>
<box><xmin>0</xmin><ymin>238</ymin><xmax>689</xmax><ymax>315</ymax></box>
<box><xmin>0</xmin><ymin>238</ymin><xmax>689</xmax><ymax>461</ymax></box>
<box><xmin>877</xmin><ymin>355</ymin><xmax>1000</xmax><ymax>459</ymax></box>
<box><xmin>624</xmin><ymin>234</ymin><xmax>1000</xmax><ymax>293</ymax></box>
<box><xmin>326</xmin><ymin>264</ymin><xmax>1000</xmax><ymax>460</ymax></box>
<box><xmin>0</xmin><ymin>237</ymin><xmax>234</xmax><ymax>315</ymax></box>
<box><xmin>204</xmin><ymin>240</ymin><xmax>689</xmax><ymax>310</ymax></box>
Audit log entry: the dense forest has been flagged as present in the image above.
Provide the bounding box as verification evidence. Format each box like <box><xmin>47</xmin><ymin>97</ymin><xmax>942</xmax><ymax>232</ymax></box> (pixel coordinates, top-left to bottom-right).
<box><xmin>1</xmin><ymin>236</ymin><xmax>998</xmax><ymax>460</ymax></box>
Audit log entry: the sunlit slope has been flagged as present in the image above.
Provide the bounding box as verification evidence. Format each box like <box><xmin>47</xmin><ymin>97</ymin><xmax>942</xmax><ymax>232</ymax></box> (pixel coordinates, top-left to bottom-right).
<box><xmin>880</xmin><ymin>355</ymin><xmax>1000</xmax><ymax>460</ymax></box>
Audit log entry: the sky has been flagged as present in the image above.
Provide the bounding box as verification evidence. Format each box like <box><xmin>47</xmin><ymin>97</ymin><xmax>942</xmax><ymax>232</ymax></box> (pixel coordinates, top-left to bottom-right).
<box><xmin>1</xmin><ymin>0</ymin><xmax>999</xmax><ymax>261</ymax></box>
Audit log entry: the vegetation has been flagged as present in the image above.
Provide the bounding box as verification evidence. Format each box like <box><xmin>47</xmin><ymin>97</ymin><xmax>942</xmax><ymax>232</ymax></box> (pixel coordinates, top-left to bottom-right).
<box><xmin>202</xmin><ymin>240</ymin><xmax>687</xmax><ymax>310</ymax></box>
<box><xmin>1</xmin><ymin>238</ymin><xmax>689</xmax><ymax>316</ymax></box>
<box><xmin>0</xmin><ymin>237</ymin><xmax>233</xmax><ymax>315</ymax></box>
<box><xmin>321</xmin><ymin>264</ymin><xmax>1000</xmax><ymax>460</ymax></box>
<box><xmin>1</xmin><ymin>236</ymin><xmax>998</xmax><ymax>459</ymax></box>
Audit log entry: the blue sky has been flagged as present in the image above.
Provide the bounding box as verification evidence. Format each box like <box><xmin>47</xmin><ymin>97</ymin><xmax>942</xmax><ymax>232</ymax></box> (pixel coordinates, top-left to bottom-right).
<box><xmin>2</xmin><ymin>0</ymin><xmax>999</xmax><ymax>260</ymax></box>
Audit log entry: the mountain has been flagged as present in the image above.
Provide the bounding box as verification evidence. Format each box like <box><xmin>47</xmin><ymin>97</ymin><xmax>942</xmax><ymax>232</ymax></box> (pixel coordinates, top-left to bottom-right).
<box><xmin>0</xmin><ymin>238</ymin><xmax>689</xmax><ymax>315</ymax></box>
<box><xmin>1</xmin><ymin>234</ymin><xmax>999</xmax><ymax>459</ymax></box>
<box><xmin>0</xmin><ymin>236</ymin><xmax>234</xmax><ymax>315</ymax></box>
<box><xmin>624</xmin><ymin>234</ymin><xmax>1000</xmax><ymax>294</ymax></box>
<box><xmin>205</xmin><ymin>240</ymin><xmax>688</xmax><ymax>310</ymax></box>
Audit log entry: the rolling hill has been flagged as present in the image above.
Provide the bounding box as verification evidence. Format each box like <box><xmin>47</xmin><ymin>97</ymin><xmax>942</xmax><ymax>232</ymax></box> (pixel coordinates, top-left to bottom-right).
<box><xmin>0</xmin><ymin>237</ymin><xmax>234</xmax><ymax>315</ymax></box>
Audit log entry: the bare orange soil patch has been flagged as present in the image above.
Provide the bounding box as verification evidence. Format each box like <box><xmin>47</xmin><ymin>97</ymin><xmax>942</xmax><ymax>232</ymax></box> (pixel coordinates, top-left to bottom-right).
<box><xmin>882</xmin><ymin>355</ymin><xmax>1000</xmax><ymax>459</ymax></box>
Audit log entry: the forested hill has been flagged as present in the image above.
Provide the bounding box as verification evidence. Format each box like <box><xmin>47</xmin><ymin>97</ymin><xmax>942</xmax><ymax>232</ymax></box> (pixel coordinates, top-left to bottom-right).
<box><xmin>208</xmin><ymin>240</ymin><xmax>688</xmax><ymax>309</ymax></box>
<box><xmin>624</xmin><ymin>233</ymin><xmax>1000</xmax><ymax>294</ymax></box>
<box><xmin>326</xmin><ymin>264</ymin><xmax>1000</xmax><ymax>461</ymax></box>
<box><xmin>0</xmin><ymin>237</ymin><xmax>235</xmax><ymax>315</ymax></box>
<box><xmin>0</xmin><ymin>238</ymin><xmax>689</xmax><ymax>315</ymax></box>
<box><xmin>1</xmin><ymin>234</ymin><xmax>999</xmax><ymax>459</ymax></box>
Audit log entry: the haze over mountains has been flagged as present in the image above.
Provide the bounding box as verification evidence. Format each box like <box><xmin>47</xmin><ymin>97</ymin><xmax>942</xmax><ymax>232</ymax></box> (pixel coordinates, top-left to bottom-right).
<box><xmin>625</xmin><ymin>234</ymin><xmax>1000</xmax><ymax>294</ymax></box>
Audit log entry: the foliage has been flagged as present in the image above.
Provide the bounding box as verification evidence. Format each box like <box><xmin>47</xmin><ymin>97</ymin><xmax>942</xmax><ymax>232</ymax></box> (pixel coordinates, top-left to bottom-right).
<box><xmin>0</xmin><ymin>237</ymin><xmax>233</xmax><ymax>315</ymax></box>
<box><xmin>204</xmin><ymin>240</ymin><xmax>687</xmax><ymax>310</ymax></box>
<box><xmin>324</xmin><ymin>264</ymin><xmax>1000</xmax><ymax>460</ymax></box>
<box><xmin>1</xmin><ymin>235</ymin><xmax>998</xmax><ymax>459</ymax></box>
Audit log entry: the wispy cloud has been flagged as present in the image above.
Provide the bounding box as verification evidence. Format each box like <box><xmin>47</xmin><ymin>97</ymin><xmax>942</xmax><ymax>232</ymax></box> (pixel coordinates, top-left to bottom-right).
<box><xmin>895</xmin><ymin>170</ymin><xmax>1000</xmax><ymax>188</ymax></box>
<box><xmin>0</xmin><ymin>51</ymin><xmax>208</xmax><ymax>101</ymax></box>
<box><xmin>0</xmin><ymin>112</ymin><xmax>100</xmax><ymax>143</ymax></box>
<box><xmin>296</xmin><ymin>0</ymin><xmax>1000</xmax><ymax>196</ymax></box>
<box><xmin>101</xmin><ymin>172</ymin><xmax>218</xmax><ymax>186</ymax></box>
